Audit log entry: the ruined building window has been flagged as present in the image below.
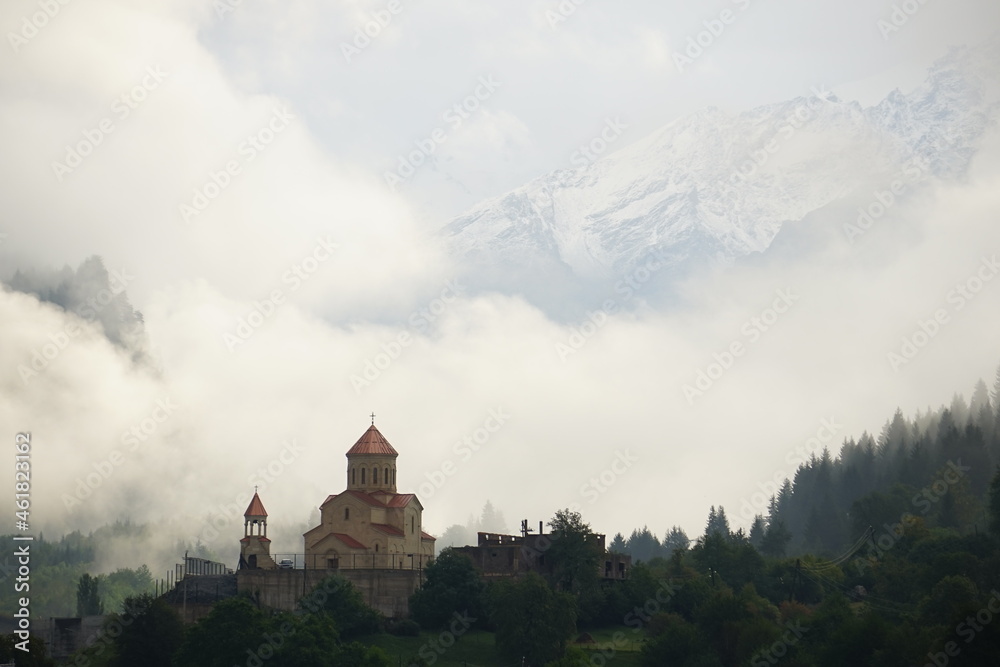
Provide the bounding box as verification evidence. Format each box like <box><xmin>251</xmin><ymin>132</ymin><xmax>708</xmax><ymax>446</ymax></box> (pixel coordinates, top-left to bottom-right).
<box><xmin>344</xmin><ymin>508</ymin><xmax>350</xmax><ymax>521</ymax></box>
<box><xmin>361</xmin><ymin>468</ymin><xmax>366</xmax><ymax>484</ymax></box>
<box><xmin>373</xmin><ymin>467</ymin><xmax>378</xmax><ymax>484</ymax></box>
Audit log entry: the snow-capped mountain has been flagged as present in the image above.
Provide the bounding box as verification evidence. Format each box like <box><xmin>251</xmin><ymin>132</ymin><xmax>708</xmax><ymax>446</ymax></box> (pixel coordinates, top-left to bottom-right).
<box><xmin>442</xmin><ymin>40</ymin><xmax>999</xmax><ymax>304</ymax></box>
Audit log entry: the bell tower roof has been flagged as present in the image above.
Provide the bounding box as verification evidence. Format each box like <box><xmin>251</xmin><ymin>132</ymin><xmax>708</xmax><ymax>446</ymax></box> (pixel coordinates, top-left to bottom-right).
<box><xmin>347</xmin><ymin>424</ymin><xmax>398</xmax><ymax>457</ymax></box>
<box><xmin>244</xmin><ymin>490</ymin><xmax>268</xmax><ymax>518</ymax></box>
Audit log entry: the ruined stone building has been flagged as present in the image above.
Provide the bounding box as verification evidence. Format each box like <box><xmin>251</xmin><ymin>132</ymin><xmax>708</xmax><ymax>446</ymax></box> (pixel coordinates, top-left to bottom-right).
<box><xmin>453</xmin><ymin>523</ymin><xmax>631</xmax><ymax>580</ymax></box>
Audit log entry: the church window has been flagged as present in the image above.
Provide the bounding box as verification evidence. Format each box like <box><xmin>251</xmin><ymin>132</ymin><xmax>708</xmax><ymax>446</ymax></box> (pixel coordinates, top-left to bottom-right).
<box><xmin>361</xmin><ymin>468</ymin><xmax>366</xmax><ymax>484</ymax></box>
<box><xmin>351</xmin><ymin>468</ymin><xmax>355</xmax><ymax>485</ymax></box>
<box><xmin>385</xmin><ymin>467</ymin><xmax>389</xmax><ymax>485</ymax></box>
<box><xmin>375</xmin><ymin>543</ymin><xmax>379</xmax><ymax>552</ymax></box>
<box><xmin>373</xmin><ymin>467</ymin><xmax>378</xmax><ymax>484</ymax></box>
<box><xmin>411</xmin><ymin>517</ymin><xmax>415</xmax><ymax>534</ymax></box>
<box><xmin>344</xmin><ymin>508</ymin><xmax>350</xmax><ymax>521</ymax></box>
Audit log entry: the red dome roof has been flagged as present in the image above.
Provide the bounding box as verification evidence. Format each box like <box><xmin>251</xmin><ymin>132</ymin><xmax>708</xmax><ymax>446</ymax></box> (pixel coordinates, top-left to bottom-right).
<box><xmin>346</xmin><ymin>424</ymin><xmax>398</xmax><ymax>456</ymax></box>
<box><xmin>244</xmin><ymin>491</ymin><xmax>268</xmax><ymax>517</ymax></box>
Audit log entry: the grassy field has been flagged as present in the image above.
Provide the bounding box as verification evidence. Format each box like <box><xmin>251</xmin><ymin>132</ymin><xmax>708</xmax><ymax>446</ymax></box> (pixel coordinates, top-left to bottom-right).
<box><xmin>366</xmin><ymin>626</ymin><xmax>646</xmax><ymax>666</ymax></box>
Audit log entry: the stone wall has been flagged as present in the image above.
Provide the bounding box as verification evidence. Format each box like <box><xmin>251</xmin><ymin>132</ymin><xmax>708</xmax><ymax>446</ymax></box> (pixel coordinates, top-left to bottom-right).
<box><xmin>236</xmin><ymin>568</ymin><xmax>423</xmax><ymax>618</ymax></box>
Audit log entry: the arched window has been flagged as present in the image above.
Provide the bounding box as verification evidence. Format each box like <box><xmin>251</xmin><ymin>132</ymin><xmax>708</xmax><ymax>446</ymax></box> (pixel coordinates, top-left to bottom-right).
<box><xmin>385</xmin><ymin>467</ymin><xmax>389</xmax><ymax>485</ymax></box>
<box><xmin>344</xmin><ymin>507</ymin><xmax>350</xmax><ymax>521</ymax></box>
<box><xmin>361</xmin><ymin>468</ymin><xmax>366</xmax><ymax>485</ymax></box>
<box><xmin>411</xmin><ymin>517</ymin><xmax>415</xmax><ymax>534</ymax></box>
<box><xmin>375</xmin><ymin>543</ymin><xmax>379</xmax><ymax>552</ymax></box>
<box><xmin>373</xmin><ymin>467</ymin><xmax>378</xmax><ymax>484</ymax></box>
<box><xmin>351</xmin><ymin>468</ymin><xmax>356</xmax><ymax>485</ymax></box>
<box><xmin>392</xmin><ymin>468</ymin><xmax>396</xmax><ymax>485</ymax></box>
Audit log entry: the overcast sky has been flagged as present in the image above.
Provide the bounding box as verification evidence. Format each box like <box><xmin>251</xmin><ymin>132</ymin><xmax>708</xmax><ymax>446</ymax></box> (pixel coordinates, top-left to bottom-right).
<box><xmin>1</xmin><ymin>0</ymin><xmax>999</xmax><ymax>569</ymax></box>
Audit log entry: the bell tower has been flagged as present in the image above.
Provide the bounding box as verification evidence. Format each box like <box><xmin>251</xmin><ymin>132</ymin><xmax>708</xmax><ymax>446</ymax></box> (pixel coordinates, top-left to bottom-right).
<box><xmin>239</xmin><ymin>489</ymin><xmax>277</xmax><ymax>570</ymax></box>
<box><xmin>346</xmin><ymin>415</ymin><xmax>398</xmax><ymax>493</ymax></box>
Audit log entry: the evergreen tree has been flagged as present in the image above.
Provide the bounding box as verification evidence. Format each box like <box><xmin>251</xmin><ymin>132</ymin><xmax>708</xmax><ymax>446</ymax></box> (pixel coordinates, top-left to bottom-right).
<box><xmin>989</xmin><ymin>466</ymin><xmax>1000</xmax><ymax>537</ymax></box>
<box><xmin>479</xmin><ymin>500</ymin><xmax>508</xmax><ymax>534</ymax></box>
<box><xmin>609</xmin><ymin>532</ymin><xmax>627</xmax><ymax>554</ymax></box>
<box><xmin>663</xmin><ymin>526</ymin><xmax>690</xmax><ymax>555</ymax></box>
<box><xmin>748</xmin><ymin>515</ymin><xmax>766</xmax><ymax>550</ymax></box>
<box><xmin>760</xmin><ymin>521</ymin><xmax>791</xmax><ymax>558</ymax></box>
<box><xmin>76</xmin><ymin>573</ymin><xmax>103</xmax><ymax>616</ymax></box>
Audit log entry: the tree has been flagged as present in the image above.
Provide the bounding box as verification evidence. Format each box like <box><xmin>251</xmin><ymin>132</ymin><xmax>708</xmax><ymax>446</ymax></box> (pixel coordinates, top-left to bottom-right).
<box><xmin>299</xmin><ymin>575</ymin><xmax>382</xmax><ymax>639</ymax></box>
<box><xmin>547</xmin><ymin>509</ymin><xmax>599</xmax><ymax>594</ymax></box>
<box><xmin>609</xmin><ymin>532</ymin><xmax>627</xmax><ymax>554</ymax></box>
<box><xmin>748</xmin><ymin>516</ymin><xmax>766</xmax><ymax>550</ymax></box>
<box><xmin>705</xmin><ymin>506</ymin><xmax>731</xmax><ymax>539</ymax></box>
<box><xmin>409</xmin><ymin>548</ymin><xmax>484</xmax><ymax>630</ymax></box>
<box><xmin>479</xmin><ymin>500</ymin><xmax>508</xmax><ymax>534</ymax></box>
<box><xmin>109</xmin><ymin>594</ymin><xmax>183</xmax><ymax>667</ymax></box>
<box><xmin>76</xmin><ymin>573</ymin><xmax>104</xmax><ymax>616</ymax></box>
<box><xmin>627</xmin><ymin>526</ymin><xmax>663</xmax><ymax>563</ymax></box>
<box><xmin>663</xmin><ymin>526</ymin><xmax>691</xmax><ymax>555</ymax></box>
<box><xmin>989</xmin><ymin>465</ymin><xmax>1000</xmax><ymax>537</ymax></box>
<box><xmin>487</xmin><ymin>572</ymin><xmax>576</xmax><ymax>665</ymax></box>
<box><xmin>760</xmin><ymin>521</ymin><xmax>791</xmax><ymax>558</ymax></box>
<box><xmin>174</xmin><ymin>597</ymin><xmax>276</xmax><ymax>667</ymax></box>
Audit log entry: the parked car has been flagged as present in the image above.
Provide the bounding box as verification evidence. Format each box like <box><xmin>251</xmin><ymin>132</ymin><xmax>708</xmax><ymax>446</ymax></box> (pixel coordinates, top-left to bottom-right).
<box><xmin>278</xmin><ymin>559</ymin><xmax>294</xmax><ymax>569</ymax></box>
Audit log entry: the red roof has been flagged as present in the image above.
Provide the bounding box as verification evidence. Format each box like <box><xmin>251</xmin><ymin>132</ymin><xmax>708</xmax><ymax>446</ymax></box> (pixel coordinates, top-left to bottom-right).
<box><xmin>346</xmin><ymin>424</ymin><xmax>398</xmax><ymax>456</ymax></box>
<box><xmin>331</xmin><ymin>533</ymin><xmax>367</xmax><ymax>549</ymax></box>
<box><xmin>244</xmin><ymin>492</ymin><xmax>267</xmax><ymax>517</ymax></box>
<box><xmin>386</xmin><ymin>494</ymin><xmax>415</xmax><ymax>508</ymax></box>
<box><xmin>320</xmin><ymin>490</ymin><xmax>419</xmax><ymax>509</ymax></box>
<box><xmin>371</xmin><ymin>523</ymin><xmax>405</xmax><ymax>537</ymax></box>
<box><xmin>240</xmin><ymin>536</ymin><xmax>271</xmax><ymax>543</ymax></box>
<box><xmin>421</xmin><ymin>531</ymin><xmax>436</xmax><ymax>541</ymax></box>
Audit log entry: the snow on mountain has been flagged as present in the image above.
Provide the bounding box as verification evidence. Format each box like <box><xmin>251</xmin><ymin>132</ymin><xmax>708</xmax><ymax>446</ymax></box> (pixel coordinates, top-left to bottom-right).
<box><xmin>442</xmin><ymin>40</ymin><xmax>999</xmax><ymax>295</ymax></box>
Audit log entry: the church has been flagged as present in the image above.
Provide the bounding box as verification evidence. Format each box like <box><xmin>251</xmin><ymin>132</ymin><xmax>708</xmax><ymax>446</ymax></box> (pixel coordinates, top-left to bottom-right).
<box><xmin>302</xmin><ymin>419</ymin><xmax>436</xmax><ymax>569</ymax></box>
